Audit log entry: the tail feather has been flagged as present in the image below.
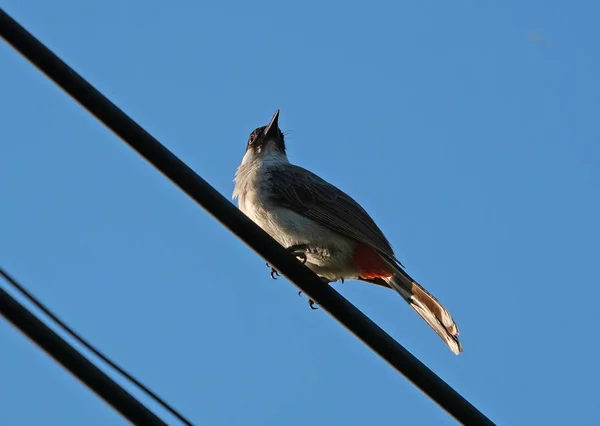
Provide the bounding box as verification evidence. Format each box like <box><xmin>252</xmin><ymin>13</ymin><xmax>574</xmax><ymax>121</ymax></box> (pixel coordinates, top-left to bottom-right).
<box><xmin>384</xmin><ymin>271</ymin><xmax>462</xmax><ymax>355</ymax></box>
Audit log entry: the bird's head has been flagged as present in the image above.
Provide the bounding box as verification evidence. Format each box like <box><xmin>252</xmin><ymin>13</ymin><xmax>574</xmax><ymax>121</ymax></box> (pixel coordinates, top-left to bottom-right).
<box><xmin>245</xmin><ymin>110</ymin><xmax>286</xmax><ymax>159</ymax></box>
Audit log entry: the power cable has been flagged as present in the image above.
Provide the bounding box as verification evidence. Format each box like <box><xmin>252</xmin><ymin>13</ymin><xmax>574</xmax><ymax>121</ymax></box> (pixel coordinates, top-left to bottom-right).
<box><xmin>0</xmin><ymin>267</ymin><xmax>194</xmax><ymax>426</ymax></box>
<box><xmin>0</xmin><ymin>285</ymin><xmax>167</xmax><ymax>425</ymax></box>
<box><xmin>0</xmin><ymin>8</ymin><xmax>495</xmax><ymax>425</ymax></box>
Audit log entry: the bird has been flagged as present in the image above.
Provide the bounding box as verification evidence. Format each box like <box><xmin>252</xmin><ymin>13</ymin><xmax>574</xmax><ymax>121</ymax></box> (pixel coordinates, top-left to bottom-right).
<box><xmin>233</xmin><ymin>110</ymin><xmax>462</xmax><ymax>355</ymax></box>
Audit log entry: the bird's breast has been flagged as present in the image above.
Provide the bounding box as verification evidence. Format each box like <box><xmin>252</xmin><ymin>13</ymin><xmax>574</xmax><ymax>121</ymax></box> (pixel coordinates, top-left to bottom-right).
<box><xmin>234</xmin><ymin>161</ymin><xmax>359</xmax><ymax>281</ymax></box>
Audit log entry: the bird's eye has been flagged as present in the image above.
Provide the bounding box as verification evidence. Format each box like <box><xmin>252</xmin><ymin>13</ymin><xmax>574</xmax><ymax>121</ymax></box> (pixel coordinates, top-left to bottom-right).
<box><xmin>248</xmin><ymin>133</ymin><xmax>257</xmax><ymax>145</ymax></box>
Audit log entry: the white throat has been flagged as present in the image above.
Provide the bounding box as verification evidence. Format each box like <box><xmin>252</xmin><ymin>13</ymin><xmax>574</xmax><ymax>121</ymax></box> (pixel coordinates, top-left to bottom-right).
<box><xmin>233</xmin><ymin>144</ymin><xmax>289</xmax><ymax>202</ymax></box>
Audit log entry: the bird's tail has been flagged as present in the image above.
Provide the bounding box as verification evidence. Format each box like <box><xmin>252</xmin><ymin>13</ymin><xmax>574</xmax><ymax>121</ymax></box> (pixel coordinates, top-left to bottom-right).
<box><xmin>384</xmin><ymin>270</ymin><xmax>462</xmax><ymax>355</ymax></box>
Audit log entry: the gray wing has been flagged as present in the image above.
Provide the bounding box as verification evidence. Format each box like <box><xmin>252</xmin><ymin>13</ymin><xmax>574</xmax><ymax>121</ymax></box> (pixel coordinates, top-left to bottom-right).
<box><xmin>267</xmin><ymin>164</ymin><xmax>402</xmax><ymax>265</ymax></box>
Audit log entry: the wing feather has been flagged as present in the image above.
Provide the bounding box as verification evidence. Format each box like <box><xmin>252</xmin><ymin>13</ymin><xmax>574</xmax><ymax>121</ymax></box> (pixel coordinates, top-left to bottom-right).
<box><xmin>267</xmin><ymin>165</ymin><xmax>401</xmax><ymax>265</ymax></box>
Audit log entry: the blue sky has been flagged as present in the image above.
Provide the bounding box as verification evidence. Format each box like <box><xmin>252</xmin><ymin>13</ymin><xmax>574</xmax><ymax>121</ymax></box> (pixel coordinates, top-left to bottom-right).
<box><xmin>1</xmin><ymin>1</ymin><xmax>599</xmax><ymax>425</ymax></box>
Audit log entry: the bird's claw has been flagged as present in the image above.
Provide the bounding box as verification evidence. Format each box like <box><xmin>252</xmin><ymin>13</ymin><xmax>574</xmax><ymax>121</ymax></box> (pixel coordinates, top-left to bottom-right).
<box><xmin>266</xmin><ymin>263</ymin><xmax>280</xmax><ymax>280</ymax></box>
<box><xmin>292</xmin><ymin>251</ymin><xmax>307</xmax><ymax>264</ymax></box>
<box><xmin>284</xmin><ymin>244</ymin><xmax>308</xmax><ymax>264</ymax></box>
<box><xmin>305</xmin><ymin>277</ymin><xmax>332</xmax><ymax>309</ymax></box>
<box><xmin>265</xmin><ymin>246</ymin><xmax>307</xmax><ymax>280</ymax></box>
<box><xmin>298</xmin><ymin>280</ymin><xmax>328</xmax><ymax>310</ymax></box>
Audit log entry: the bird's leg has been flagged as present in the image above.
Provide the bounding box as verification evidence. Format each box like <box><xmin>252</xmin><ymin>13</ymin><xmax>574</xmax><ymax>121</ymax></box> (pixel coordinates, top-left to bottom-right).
<box><xmin>266</xmin><ymin>244</ymin><xmax>309</xmax><ymax>280</ymax></box>
<box><xmin>293</xmin><ymin>251</ymin><xmax>307</xmax><ymax>264</ymax></box>
<box><xmin>285</xmin><ymin>244</ymin><xmax>309</xmax><ymax>264</ymax></box>
<box><xmin>268</xmin><ymin>243</ymin><xmax>326</xmax><ymax>310</ymax></box>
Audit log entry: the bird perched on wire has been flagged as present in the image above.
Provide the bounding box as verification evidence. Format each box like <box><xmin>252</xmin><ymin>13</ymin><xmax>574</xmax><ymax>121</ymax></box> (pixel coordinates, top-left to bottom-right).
<box><xmin>233</xmin><ymin>110</ymin><xmax>462</xmax><ymax>355</ymax></box>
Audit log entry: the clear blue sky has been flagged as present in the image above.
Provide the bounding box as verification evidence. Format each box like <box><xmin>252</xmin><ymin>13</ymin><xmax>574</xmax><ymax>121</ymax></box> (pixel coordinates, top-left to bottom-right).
<box><xmin>1</xmin><ymin>1</ymin><xmax>599</xmax><ymax>425</ymax></box>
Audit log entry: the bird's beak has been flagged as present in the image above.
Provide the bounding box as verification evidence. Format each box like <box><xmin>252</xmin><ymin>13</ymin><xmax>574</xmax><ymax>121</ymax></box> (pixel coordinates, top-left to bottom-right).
<box><xmin>263</xmin><ymin>109</ymin><xmax>280</xmax><ymax>139</ymax></box>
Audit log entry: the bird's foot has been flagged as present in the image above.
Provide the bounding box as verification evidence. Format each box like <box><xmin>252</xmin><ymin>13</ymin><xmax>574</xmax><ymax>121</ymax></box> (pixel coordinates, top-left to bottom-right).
<box><xmin>266</xmin><ymin>262</ymin><xmax>280</xmax><ymax>279</ymax></box>
<box><xmin>265</xmin><ymin>245</ymin><xmax>309</xmax><ymax>280</ymax></box>
<box><xmin>285</xmin><ymin>244</ymin><xmax>309</xmax><ymax>264</ymax></box>
<box><xmin>292</xmin><ymin>251</ymin><xmax>307</xmax><ymax>264</ymax></box>
<box><xmin>297</xmin><ymin>277</ymin><xmax>332</xmax><ymax>310</ymax></box>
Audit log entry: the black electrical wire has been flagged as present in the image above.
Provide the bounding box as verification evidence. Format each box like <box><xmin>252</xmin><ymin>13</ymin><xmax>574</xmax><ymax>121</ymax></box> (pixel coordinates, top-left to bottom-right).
<box><xmin>0</xmin><ymin>285</ymin><xmax>167</xmax><ymax>426</ymax></box>
<box><xmin>0</xmin><ymin>267</ymin><xmax>194</xmax><ymax>426</ymax></box>
<box><xmin>0</xmin><ymin>8</ymin><xmax>495</xmax><ymax>426</ymax></box>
